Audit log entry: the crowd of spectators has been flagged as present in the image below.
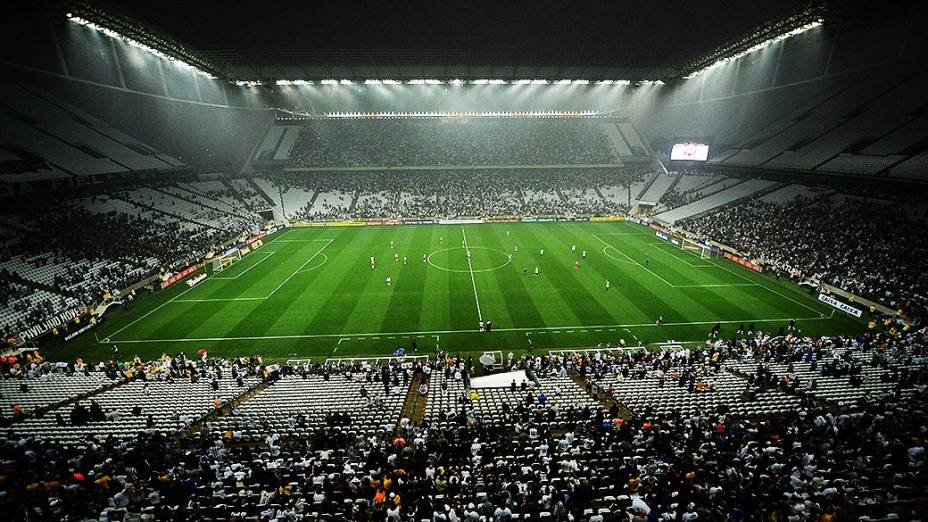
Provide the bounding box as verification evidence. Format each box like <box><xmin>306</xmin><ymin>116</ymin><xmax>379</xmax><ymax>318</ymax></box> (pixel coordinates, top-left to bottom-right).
<box><xmin>0</xmin><ymin>329</ymin><xmax>926</xmax><ymax>520</ymax></box>
<box><xmin>290</xmin><ymin>119</ymin><xmax>620</xmax><ymax>168</ymax></box>
<box><xmin>267</xmin><ymin>169</ymin><xmax>648</xmax><ymax>221</ymax></box>
<box><xmin>680</xmin><ymin>195</ymin><xmax>928</xmax><ymax>321</ymax></box>
<box><xmin>0</xmin><ymin>186</ymin><xmax>263</xmax><ymax>343</ymax></box>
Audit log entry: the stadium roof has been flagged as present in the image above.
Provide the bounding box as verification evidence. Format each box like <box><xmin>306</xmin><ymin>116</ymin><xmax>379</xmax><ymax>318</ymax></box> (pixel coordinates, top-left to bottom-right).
<box><xmin>81</xmin><ymin>0</ymin><xmax>810</xmax><ymax>82</ymax></box>
<box><xmin>51</xmin><ymin>0</ymin><xmax>915</xmax><ymax>83</ymax></box>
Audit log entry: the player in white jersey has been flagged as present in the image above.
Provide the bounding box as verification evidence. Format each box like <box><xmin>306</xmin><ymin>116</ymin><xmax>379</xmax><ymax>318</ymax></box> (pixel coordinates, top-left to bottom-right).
<box><xmin>385</xmin><ymin>276</ymin><xmax>392</xmax><ymax>286</ymax></box>
<box><xmin>605</xmin><ymin>280</ymin><xmax>610</xmax><ymax>290</ymax></box>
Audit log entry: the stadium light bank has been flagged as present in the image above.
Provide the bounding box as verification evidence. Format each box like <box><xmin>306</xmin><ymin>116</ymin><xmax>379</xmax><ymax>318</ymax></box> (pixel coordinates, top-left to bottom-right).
<box><xmin>683</xmin><ymin>19</ymin><xmax>823</xmax><ymax>79</ymax></box>
<box><xmin>65</xmin><ymin>13</ymin><xmax>219</xmax><ymax>79</ymax></box>
<box><xmin>272</xmin><ymin>79</ymin><xmax>647</xmax><ymax>87</ymax></box>
<box><xmin>321</xmin><ymin>111</ymin><xmax>601</xmax><ymax>119</ymax></box>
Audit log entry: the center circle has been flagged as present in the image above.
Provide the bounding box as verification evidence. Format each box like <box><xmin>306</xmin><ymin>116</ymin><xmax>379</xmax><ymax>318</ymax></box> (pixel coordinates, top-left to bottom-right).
<box><xmin>427</xmin><ymin>246</ymin><xmax>512</xmax><ymax>273</ymax></box>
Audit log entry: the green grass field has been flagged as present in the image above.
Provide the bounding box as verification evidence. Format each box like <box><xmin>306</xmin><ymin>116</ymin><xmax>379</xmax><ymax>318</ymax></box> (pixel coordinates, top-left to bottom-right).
<box><xmin>51</xmin><ymin>221</ymin><xmax>863</xmax><ymax>363</ymax></box>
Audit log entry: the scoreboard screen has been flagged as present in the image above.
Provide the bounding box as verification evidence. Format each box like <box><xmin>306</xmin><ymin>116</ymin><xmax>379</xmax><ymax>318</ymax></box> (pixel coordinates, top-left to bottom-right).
<box><xmin>670</xmin><ymin>142</ymin><xmax>710</xmax><ymax>161</ymax></box>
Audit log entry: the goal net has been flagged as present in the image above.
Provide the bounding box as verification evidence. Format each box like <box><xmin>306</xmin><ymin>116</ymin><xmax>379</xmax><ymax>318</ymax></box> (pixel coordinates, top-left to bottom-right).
<box><xmin>680</xmin><ymin>238</ymin><xmax>714</xmax><ymax>260</ymax></box>
<box><xmin>212</xmin><ymin>249</ymin><xmax>242</xmax><ymax>273</ymax></box>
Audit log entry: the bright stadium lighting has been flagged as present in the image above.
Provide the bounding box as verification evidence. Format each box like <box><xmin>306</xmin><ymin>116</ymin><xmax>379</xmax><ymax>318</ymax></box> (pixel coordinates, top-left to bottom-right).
<box><xmin>615</xmin><ymin>80</ymin><xmax>632</xmax><ymax>85</ymax></box>
<box><xmin>364</xmin><ymin>79</ymin><xmax>382</xmax><ymax>85</ymax></box>
<box><xmin>677</xmin><ymin>2</ymin><xmax>825</xmax><ymax>79</ymax></box>
<box><xmin>339</xmin><ymin>79</ymin><xmax>353</xmax><ymax>85</ymax></box>
<box><xmin>530</xmin><ymin>79</ymin><xmax>549</xmax><ymax>85</ymax></box>
<box><xmin>65</xmin><ymin>12</ymin><xmax>221</xmax><ymax>80</ymax></box>
<box><xmin>449</xmin><ymin>79</ymin><xmax>466</xmax><ymax>85</ymax></box>
<box><xmin>513</xmin><ymin>79</ymin><xmax>532</xmax><ymax>85</ymax></box>
<box><xmin>555</xmin><ymin>79</ymin><xmax>572</xmax><ymax>85</ymax></box>
<box><xmin>320</xmin><ymin>79</ymin><xmax>338</xmax><ymax>85</ymax></box>
<box><xmin>382</xmin><ymin>79</ymin><xmax>401</xmax><ymax>85</ymax></box>
<box><xmin>276</xmin><ymin>80</ymin><xmax>293</xmax><ymax>86</ymax></box>
<box><xmin>572</xmin><ymin>80</ymin><xmax>590</xmax><ymax>85</ymax></box>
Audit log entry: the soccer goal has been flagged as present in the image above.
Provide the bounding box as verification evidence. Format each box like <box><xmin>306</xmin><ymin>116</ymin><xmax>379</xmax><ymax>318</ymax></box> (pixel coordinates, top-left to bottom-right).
<box><xmin>680</xmin><ymin>238</ymin><xmax>715</xmax><ymax>260</ymax></box>
<box><xmin>211</xmin><ymin>249</ymin><xmax>242</xmax><ymax>273</ymax></box>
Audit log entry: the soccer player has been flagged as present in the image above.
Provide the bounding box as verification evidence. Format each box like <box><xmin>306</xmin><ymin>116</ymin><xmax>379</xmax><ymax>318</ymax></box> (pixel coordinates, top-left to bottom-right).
<box><xmin>390</xmin><ymin>240</ymin><xmax>394</xmax><ymax>249</ymax></box>
<box><xmin>539</xmin><ymin>249</ymin><xmax>544</xmax><ymax>256</ymax></box>
<box><xmin>403</xmin><ymin>256</ymin><xmax>407</xmax><ymax>265</ymax></box>
<box><xmin>394</xmin><ymin>253</ymin><xmax>399</xmax><ymax>262</ymax></box>
<box><xmin>522</xmin><ymin>266</ymin><xmax>528</xmax><ymax>275</ymax></box>
<box><xmin>645</xmin><ymin>256</ymin><xmax>650</xmax><ymax>265</ymax></box>
<box><xmin>422</xmin><ymin>254</ymin><xmax>427</xmax><ymax>263</ymax></box>
<box><xmin>534</xmin><ymin>266</ymin><xmax>539</xmax><ymax>276</ymax></box>
<box><xmin>479</xmin><ymin>320</ymin><xmax>484</xmax><ymax>332</ymax></box>
<box><xmin>508</xmin><ymin>253</ymin><xmax>512</xmax><ymax>262</ymax></box>
<box><xmin>513</xmin><ymin>245</ymin><xmax>519</xmax><ymax>253</ymax></box>
<box><xmin>573</xmin><ymin>260</ymin><xmax>580</xmax><ymax>271</ymax></box>
<box><xmin>656</xmin><ymin>315</ymin><xmax>663</xmax><ymax>326</ymax></box>
<box><xmin>581</xmin><ymin>250</ymin><xmax>587</xmax><ymax>258</ymax></box>
<box><xmin>467</xmin><ymin>250</ymin><xmax>472</xmax><ymax>259</ymax></box>
<box><xmin>385</xmin><ymin>276</ymin><xmax>392</xmax><ymax>286</ymax></box>
<box><xmin>605</xmin><ymin>280</ymin><xmax>610</xmax><ymax>290</ymax></box>
<box><xmin>571</xmin><ymin>244</ymin><xmax>576</xmax><ymax>253</ymax></box>
<box><xmin>370</xmin><ymin>256</ymin><xmax>376</xmax><ymax>269</ymax></box>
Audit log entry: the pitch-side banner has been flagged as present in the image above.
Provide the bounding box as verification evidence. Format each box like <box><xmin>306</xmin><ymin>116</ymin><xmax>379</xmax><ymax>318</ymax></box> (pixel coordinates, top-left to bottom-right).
<box><xmin>161</xmin><ymin>265</ymin><xmax>199</xmax><ymax>289</ymax></box>
<box><xmin>439</xmin><ymin>219</ymin><xmax>484</xmax><ymax>225</ymax></box>
<box><xmin>818</xmin><ymin>293</ymin><xmax>863</xmax><ymax>317</ymax></box>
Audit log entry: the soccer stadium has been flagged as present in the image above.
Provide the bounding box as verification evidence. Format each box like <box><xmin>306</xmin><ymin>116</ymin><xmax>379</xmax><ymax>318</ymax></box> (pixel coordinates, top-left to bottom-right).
<box><xmin>0</xmin><ymin>0</ymin><xmax>927</xmax><ymax>519</ymax></box>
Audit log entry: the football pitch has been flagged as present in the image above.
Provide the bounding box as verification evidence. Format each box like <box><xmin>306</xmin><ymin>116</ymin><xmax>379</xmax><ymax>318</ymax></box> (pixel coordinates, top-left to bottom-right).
<box><xmin>57</xmin><ymin>221</ymin><xmax>863</xmax><ymax>362</ymax></box>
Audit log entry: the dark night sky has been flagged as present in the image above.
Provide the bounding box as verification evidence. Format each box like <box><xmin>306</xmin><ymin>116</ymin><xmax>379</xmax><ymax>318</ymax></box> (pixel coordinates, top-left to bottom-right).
<box><xmin>108</xmin><ymin>0</ymin><xmax>807</xmax><ymax>66</ymax></box>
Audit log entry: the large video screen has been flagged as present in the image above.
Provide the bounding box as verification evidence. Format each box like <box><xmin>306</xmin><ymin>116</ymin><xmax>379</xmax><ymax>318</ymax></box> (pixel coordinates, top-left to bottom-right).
<box><xmin>670</xmin><ymin>142</ymin><xmax>710</xmax><ymax>161</ymax></box>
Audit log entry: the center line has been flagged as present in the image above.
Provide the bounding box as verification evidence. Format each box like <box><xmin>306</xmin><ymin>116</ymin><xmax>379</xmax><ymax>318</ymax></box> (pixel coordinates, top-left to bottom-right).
<box><xmin>461</xmin><ymin>226</ymin><xmax>483</xmax><ymax>322</ymax></box>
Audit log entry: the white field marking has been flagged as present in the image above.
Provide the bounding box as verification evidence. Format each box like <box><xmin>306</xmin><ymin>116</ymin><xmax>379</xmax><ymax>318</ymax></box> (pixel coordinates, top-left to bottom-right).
<box><xmin>673</xmin><ymin>283</ymin><xmax>757</xmax><ymax>288</ymax></box>
<box><xmin>273</xmin><ymin>239</ymin><xmax>337</xmax><ymax>242</ymax></box>
<box><xmin>649</xmin><ymin>244</ymin><xmax>713</xmax><ymax>268</ymax></box>
<box><xmin>103</xmin><ymin>283</ymin><xmax>199</xmax><ymax>340</ymax></box>
<box><xmin>294</xmin><ymin>253</ymin><xmax>328</xmax><ymax>274</ymax></box>
<box><xmin>592</xmin><ymin>233</ymin><xmax>675</xmax><ymax>287</ymax></box>
<box><xmin>601</xmin><ymin>246</ymin><xmax>638</xmax><ymax>265</ymax></box>
<box><xmin>264</xmin><ymin>239</ymin><xmax>334</xmax><ymax>298</ymax></box>
<box><xmin>338</xmin><ymin>338</ymin><xmax>350</xmax><ymax>345</ymax></box>
<box><xmin>105</xmin><ymin>317</ymin><xmax>828</xmax><ymax>344</ymax></box>
<box><xmin>211</xmin><ymin>251</ymin><xmax>278</xmax><ymax>280</ymax></box>
<box><xmin>427</xmin><ymin>246</ymin><xmax>511</xmax><ymax>273</ymax></box>
<box><xmin>172</xmin><ymin>296</ymin><xmax>265</xmax><ymax>303</ymax></box>
<box><xmin>100</xmin><ymin>230</ymin><xmax>300</xmax><ymax>339</ymax></box>
<box><xmin>706</xmin><ymin>258</ymin><xmax>829</xmax><ymax>318</ymax></box>
<box><xmin>460</xmin><ymin>226</ymin><xmax>483</xmax><ymax>322</ymax></box>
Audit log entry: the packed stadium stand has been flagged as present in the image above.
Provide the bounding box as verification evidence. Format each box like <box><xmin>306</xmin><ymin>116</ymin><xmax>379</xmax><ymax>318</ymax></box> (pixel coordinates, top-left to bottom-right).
<box><xmin>0</xmin><ymin>1</ymin><xmax>927</xmax><ymax>520</ymax></box>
